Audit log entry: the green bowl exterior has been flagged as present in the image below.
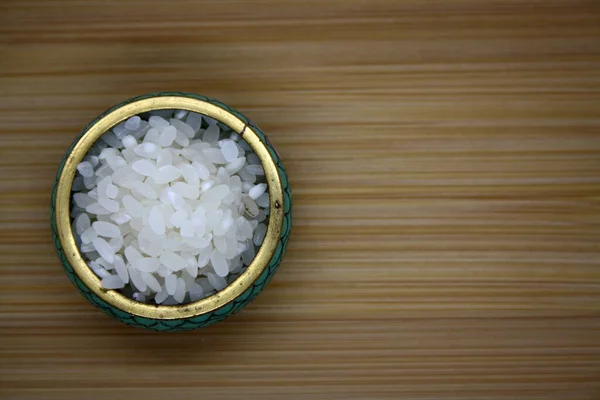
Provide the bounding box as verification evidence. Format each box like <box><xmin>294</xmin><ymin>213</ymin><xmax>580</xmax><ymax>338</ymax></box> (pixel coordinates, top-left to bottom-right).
<box><xmin>50</xmin><ymin>92</ymin><xmax>292</xmax><ymax>331</ymax></box>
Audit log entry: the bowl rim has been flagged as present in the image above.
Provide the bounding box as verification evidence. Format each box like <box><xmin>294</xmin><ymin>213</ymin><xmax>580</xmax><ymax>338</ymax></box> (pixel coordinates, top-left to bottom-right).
<box><xmin>53</xmin><ymin>93</ymin><xmax>285</xmax><ymax>319</ymax></box>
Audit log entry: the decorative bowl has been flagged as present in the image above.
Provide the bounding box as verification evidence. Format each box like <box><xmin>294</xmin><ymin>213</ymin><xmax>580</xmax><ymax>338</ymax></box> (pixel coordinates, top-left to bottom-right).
<box><xmin>50</xmin><ymin>92</ymin><xmax>292</xmax><ymax>331</ymax></box>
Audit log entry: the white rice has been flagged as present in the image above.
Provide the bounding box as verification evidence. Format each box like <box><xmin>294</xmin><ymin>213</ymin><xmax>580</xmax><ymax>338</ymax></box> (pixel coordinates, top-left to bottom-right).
<box><xmin>70</xmin><ymin>110</ymin><xmax>270</xmax><ymax>305</ymax></box>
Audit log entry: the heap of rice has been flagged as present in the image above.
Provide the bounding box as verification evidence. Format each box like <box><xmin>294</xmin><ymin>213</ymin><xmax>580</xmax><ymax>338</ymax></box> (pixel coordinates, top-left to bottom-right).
<box><xmin>70</xmin><ymin>110</ymin><xmax>269</xmax><ymax>305</ymax></box>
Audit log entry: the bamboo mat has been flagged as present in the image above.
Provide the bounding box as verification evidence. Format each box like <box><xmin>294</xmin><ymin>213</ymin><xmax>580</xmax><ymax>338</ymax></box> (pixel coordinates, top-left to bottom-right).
<box><xmin>2</xmin><ymin>1</ymin><xmax>600</xmax><ymax>399</ymax></box>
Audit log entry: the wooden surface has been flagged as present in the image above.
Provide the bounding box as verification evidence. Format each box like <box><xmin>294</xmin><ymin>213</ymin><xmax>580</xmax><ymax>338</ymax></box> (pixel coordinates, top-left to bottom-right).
<box><xmin>2</xmin><ymin>1</ymin><xmax>600</xmax><ymax>399</ymax></box>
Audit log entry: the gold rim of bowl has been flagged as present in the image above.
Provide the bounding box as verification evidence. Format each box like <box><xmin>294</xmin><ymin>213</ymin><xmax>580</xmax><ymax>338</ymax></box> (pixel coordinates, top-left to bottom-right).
<box><xmin>54</xmin><ymin>96</ymin><xmax>284</xmax><ymax>319</ymax></box>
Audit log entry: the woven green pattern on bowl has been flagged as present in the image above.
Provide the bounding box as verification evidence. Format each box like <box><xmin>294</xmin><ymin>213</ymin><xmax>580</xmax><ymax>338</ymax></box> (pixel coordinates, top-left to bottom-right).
<box><xmin>50</xmin><ymin>92</ymin><xmax>292</xmax><ymax>331</ymax></box>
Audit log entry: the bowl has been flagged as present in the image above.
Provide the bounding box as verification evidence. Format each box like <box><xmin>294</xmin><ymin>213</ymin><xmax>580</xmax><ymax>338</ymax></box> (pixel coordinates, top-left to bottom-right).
<box><xmin>50</xmin><ymin>92</ymin><xmax>292</xmax><ymax>331</ymax></box>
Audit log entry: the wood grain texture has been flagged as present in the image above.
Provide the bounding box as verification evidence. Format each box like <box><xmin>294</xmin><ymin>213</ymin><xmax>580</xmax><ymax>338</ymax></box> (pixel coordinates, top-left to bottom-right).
<box><xmin>1</xmin><ymin>0</ymin><xmax>600</xmax><ymax>399</ymax></box>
